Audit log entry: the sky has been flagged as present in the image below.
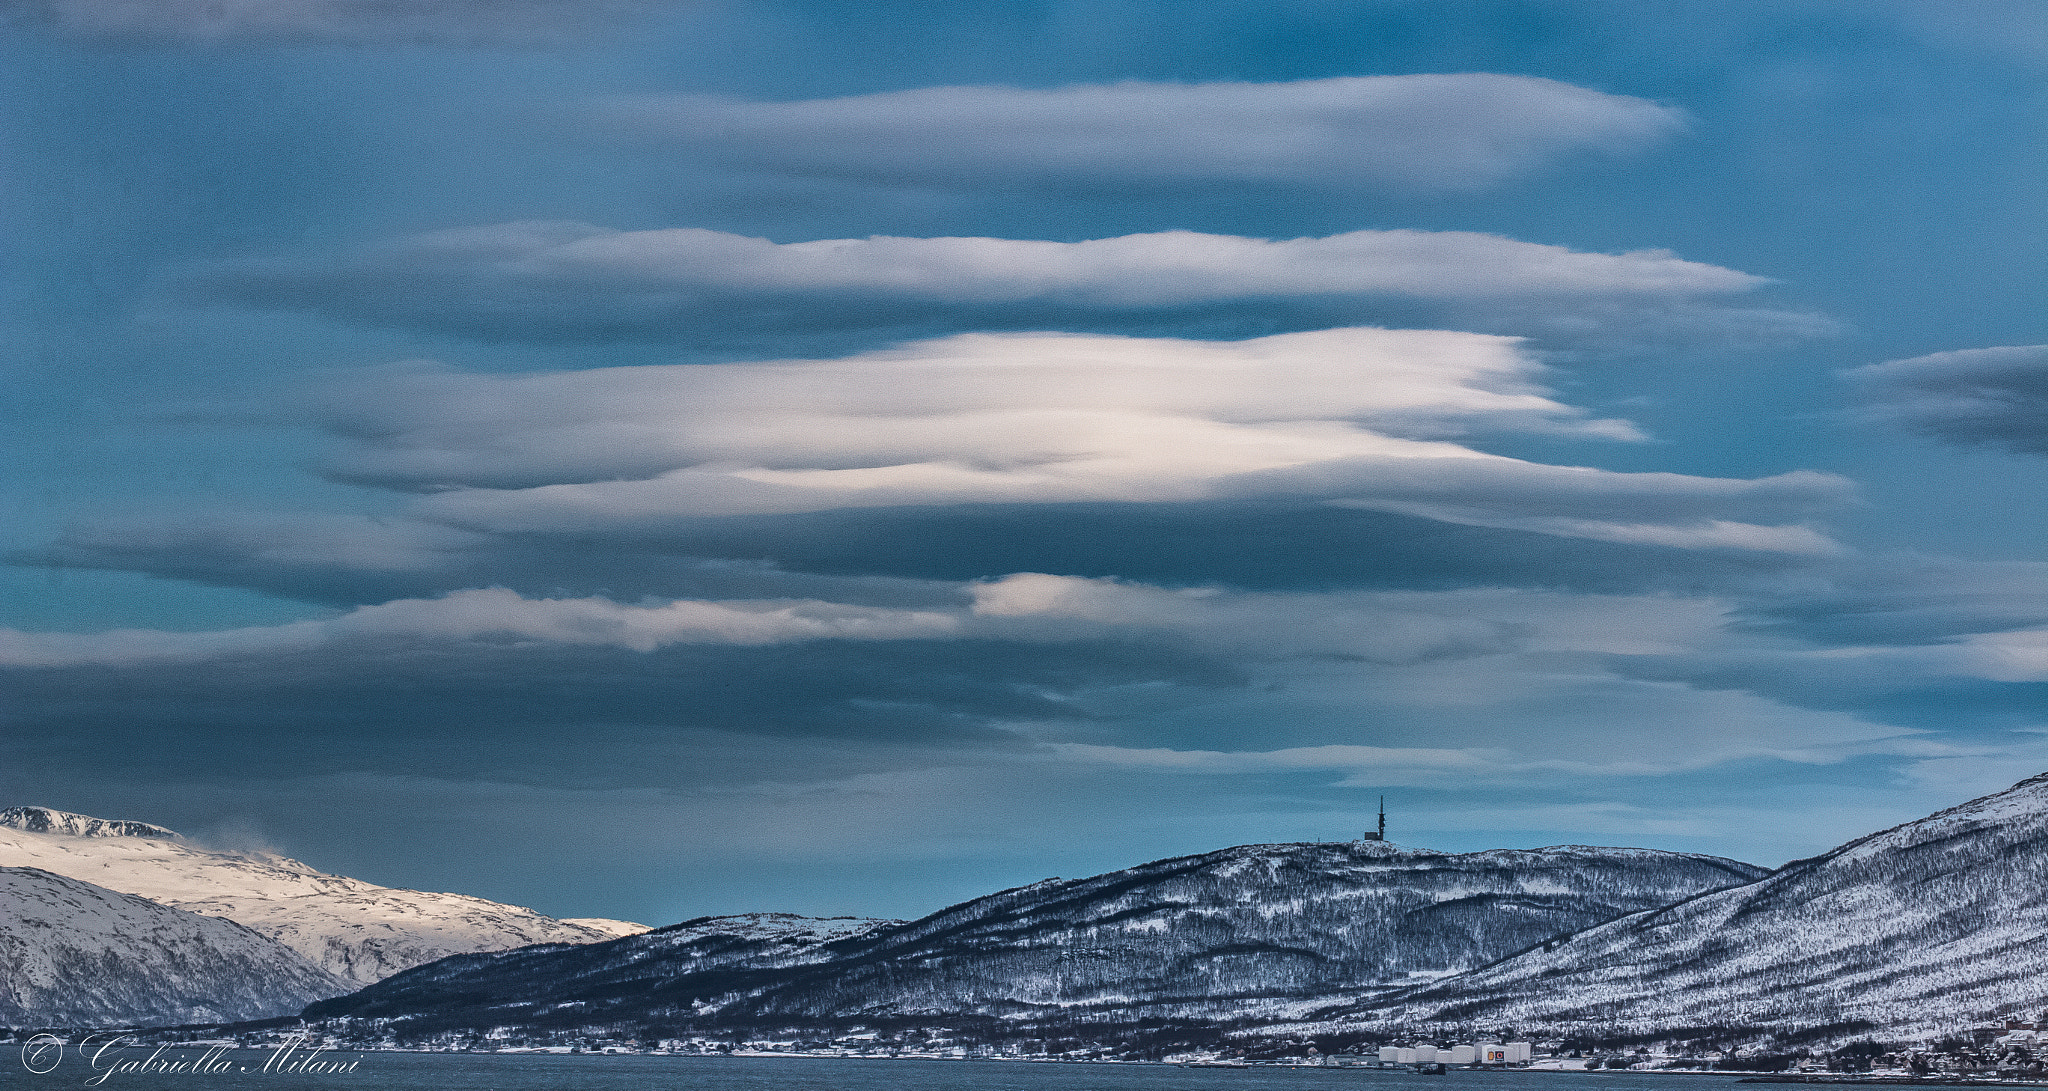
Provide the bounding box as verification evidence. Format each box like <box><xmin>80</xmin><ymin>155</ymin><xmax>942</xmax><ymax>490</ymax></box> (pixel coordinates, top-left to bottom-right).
<box><xmin>1</xmin><ymin>0</ymin><xmax>2044</xmax><ymax>927</ymax></box>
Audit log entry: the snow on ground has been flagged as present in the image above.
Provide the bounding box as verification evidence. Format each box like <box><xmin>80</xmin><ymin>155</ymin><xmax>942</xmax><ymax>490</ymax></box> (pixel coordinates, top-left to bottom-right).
<box><xmin>0</xmin><ymin>807</ymin><xmax>649</xmax><ymax>986</ymax></box>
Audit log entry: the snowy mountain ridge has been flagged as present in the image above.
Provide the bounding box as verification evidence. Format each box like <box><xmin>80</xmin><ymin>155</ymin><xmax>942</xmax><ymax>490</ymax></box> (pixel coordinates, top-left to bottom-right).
<box><xmin>1827</xmin><ymin>769</ymin><xmax>2048</xmax><ymax>866</ymax></box>
<box><xmin>648</xmin><ymin>912</ymin><xmax>904</xmax><ymax>948</ymax></box>
<box><xmin>307</xmin><ymin>839</ymin><xmax>1764</xmax><ymax>1038</ymax></box>
<box><xmin>1</xmin><ymin>807</ymin><xmax>179</xmax><ymax>841</ymax></box>
<box><xmin>0</xmin><ymin>807</ymin><xmax>648</xmax><ymax>987</ymax></box>
<box><xmin>32</xmin><ymin>777</ymin><xmax>2048</xmax><ymax>1045</ymax></box>
<box><xmin>1354</xmin><ymin>771</ymin><xmax>2048</xmax><ymax>1040</ymax></box>
<box><xmin>304</xmin><ymin>910</ymin><xmax>910</xmax><ymax>1029</ymax></box>
<box><xmin>0</xmin><ymin>866</ymin><xmax>349</xmax><ymax>1027</ymax></box>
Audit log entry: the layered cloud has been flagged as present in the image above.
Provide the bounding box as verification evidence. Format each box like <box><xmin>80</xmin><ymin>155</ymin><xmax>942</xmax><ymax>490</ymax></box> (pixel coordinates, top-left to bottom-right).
<box><xmin>592</xmin><ymin>75</ymin><xmax>1682</xmax><ymax>192</ymax></box>
<box><xmin>1</xmin><ymin>0</ymin><xmax>2037</xmax><ymax>924</ymax></box>
<box><xmin>0</xmin><ymin>576</ymin><xmax>1668</xmax><ymax>672</ymax></box>
<box><xmin>304</xmin><ymin>327</ymin><xmax>1638</xmax><ymax>493</ymax></box>
<box><xmin>1733</xmin><ymin>555</ymin><xmax>2048</xmax><ymax>646</ymax></box>
<box><xmin>0</xmin><ymin>574</ymin><xmax>1983</xmax><ymax>797</ymax></box>
<box><xmin>279</xmin><ymin>328</ymin><xmax>1847</xmax><ymax>554</ymax></box>
<box><xmin>44</xmin><ymin>556</ymin><xmax>2015</xmax><ymax>761</ymax></box>
<box><xmin>2</xmin><ymin>0</ymin><xmax>655</xmax><ymax>43</ymax></box>
<box><xmin>188</xmin><ymin>222</ymin><xmax>1824</xmax><ymax>347</ymax></box>
<box><xmin>1052</xmin><ymin>696</ymin><xmax>1950</xmax><ymax>782</ymax></box>
<box><xmin>0</xmin><ymin>586</ymin><xmax>962</xmax><ymax>668</ymax></box>
<box><xmin>7</xmin><ymin>323</ymin><xmax>1901</xmax><ymax>813</ymax></box>
<box><xmin>1843</xmin><ymin>345</ymin><xmax>2048</xmax><ymax>455</ymax></box>
<box><xmin>1554</xmin><ymin>554</ymin><xmax>2048</xmax><ymax>734</ymax></box>
<box><xmin>17</xmin><ymin>502</ymin><xmax>1827</xmax><ymax>610</ymax></box>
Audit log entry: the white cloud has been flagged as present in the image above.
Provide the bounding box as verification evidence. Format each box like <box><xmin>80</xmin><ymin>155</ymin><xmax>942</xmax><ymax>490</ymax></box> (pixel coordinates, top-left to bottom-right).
<box><xmin>0</xmin><ymin>573</ymin><xmax>1678</xmax><ymax>672</ymax></box>
<box><xmin>1949</xmin><ymin>628</ymin><xmax>2048</xmax><ymax>682</ymax></box>
<box><xmin>968</xmin><ymin>580</ymin><xmax>1969</xmax><ymax>781</ymax></box>
<box><xmin>970</xmin><ymin>573</ymin><xmax>1526</xmax><ymax>665</ymax></box>
<box><xmin>1314</xmin><ymin>464</ymin><xmax>1846</xmax><ymax>554</ymax></box>
<box><xmin>1843</xmin><ymin>344</ymin><xmax>2048</xmax><ymax>455</ymax></box>
<box><xmin>1805</xmin><ymin>629</ymin><xmax>2048</xmax><ymax>684</ymax></box>
<box><xmin>1575</xmin><ymin>556</ymin><xmax>2048</xmax><ymax>703</ymax></box>
<box><xmin>593</xmin><ymin>74</ymin><xmax>1683</xmax><ymax>191</ymax></box>
<box><xmin>1044</xmin><ymin>683</ymin><xmax>1943</xmax><ymax>782</ymax></box>
<box><xmin>196</xmin><ymin>222</ymin><xmax>1775</xmax><ymax>341</ymax></box>
<box><xmin>296</xmin><ymin>328</ymin><xmax>1846</xmax><ymax>553</ymax></box>
<box><xmin>4</xmin><ymin>572</ymin><xmax>2002</xmax><ymax>814</ymax></box>
<box><xmin>0</xmin><ymin>587</ymin><xmax>960</xmax><ymax>667</ymax></box>
<box><xmin>480</xmin><ymin>224</ymin><xmax>1758</xmax><ymax>301</ymax></box>
<box><xmin>307</xmin><ymin>326</ymin><xmax>1594</xmax><ymax>489</ymax></box>
<box><xmin>1051</xmin><ymin>742</ymin><xmax>1507</xmax><ymax>779</ymax></box>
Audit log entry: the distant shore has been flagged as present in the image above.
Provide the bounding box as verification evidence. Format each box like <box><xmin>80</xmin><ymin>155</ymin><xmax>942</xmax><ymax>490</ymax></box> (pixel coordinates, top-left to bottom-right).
<box><xmin>1736</xmin><ymin>1072</ymin><xmax>2039</xmax><ymax>1080</ymax></box>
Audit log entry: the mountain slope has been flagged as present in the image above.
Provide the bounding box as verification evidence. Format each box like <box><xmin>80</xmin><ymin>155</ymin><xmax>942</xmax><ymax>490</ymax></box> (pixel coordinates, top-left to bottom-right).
<box><xmin>0</xmin><ymin>807</ymin><xmax>648</xmax><ymax>987</ymax></box>
<box><xmin>307</xmin><ymin>840</ymin><xmax>1763</xmax><ymax>1037</ymax></box>
<box><xmin>1373</xmin><ymin>772</ymin><xmax>2048</xmax><ymax>1039</ymax></box>
<box><xmin>306</xmin><ymin>912</ymin><xmax>903</xmax><ymax>1027</ymax></box>
<box><xmin>0</xmin><ymin>866</ymin><xmax>350</xmax><ymax>1027</ymax></box>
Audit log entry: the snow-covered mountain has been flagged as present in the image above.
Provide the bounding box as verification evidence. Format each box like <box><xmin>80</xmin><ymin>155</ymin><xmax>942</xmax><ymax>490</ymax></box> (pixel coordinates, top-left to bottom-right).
<box><xmin>652</xmin><ymin>912</ymin><xmax>904</xmax><ymax>949</ymax></box>
<box><xmin>0</xmin><ymin>810</ymin><xmax>181</xmax><ymax>840</ymax></box>
<box><xmin>306</xmin><ymin>911</ymin><xmax>904</xmax><ymax>1029</ymax></box>
<box><xmin>0</xmin><ymin>807</ymin><xmax>648</xmax><ymax>987</ymax></box>
<box><xmin>0</xmin><ymin>866</ymin><xmax>350</xmax><ymax>1027</ymax></box>
<box><xmin>307</xmin><ymin>840</ymin><xmax>1762</xmax><ymax>1038</ymax></box>
<box><xmin>1367</xmin><ymin>772</ymin><xmax>2048</xmax><ymax>1040</ymax></box>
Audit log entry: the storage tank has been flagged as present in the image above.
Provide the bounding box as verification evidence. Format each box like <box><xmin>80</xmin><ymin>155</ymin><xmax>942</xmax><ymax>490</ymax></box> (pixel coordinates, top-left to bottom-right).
<box><xmin>1413</xmin><ymin>1045</ymin><xmax>1437</xmax><ymax>1063</ymax></box>
<box><xmin>1447</xmin><ymin>1045</ymin><xmax>1477</xmax><ymax>1064</ymax></box>
<box><xmin>1478</xmin><ymin>1042</ymin><xmax>1506</xmax><ymax>1064</ymax></box>
<box><xmin>1507</xmin><ymin>1042</ymin><xmax>1533</xmax><ymax>1063</ymax></box>
<box><xmin>1395</xmin><ymin>1048</ymin><xmax>1419</xmax><ymax>1064</ymax></box>
<box><xmin>1380</xmin><ymin>1047</ymin><xmax>1402</xmax><ymax>1064</ymax></box>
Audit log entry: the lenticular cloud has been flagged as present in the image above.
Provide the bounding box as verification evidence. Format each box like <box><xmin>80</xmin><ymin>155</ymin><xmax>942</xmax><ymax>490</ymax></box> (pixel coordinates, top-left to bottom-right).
<box><xmin>195</xmin><ymin>222</ymin><xmax>1773</xmax><ymax>343</ymax></box>
<box><xmin>596</xmin><ymin>75</ymin><xmax>1683</xmax><ymax>191</ymax></box>
<box><xmin>293</xmin><ymin>327</ymin><xmax>1849</xmax><ymax>553</ymax></box>
<box><xmin>0</xmin><ymin>587</ymin><xmax>963</xmax><ymax>667</ymax></box>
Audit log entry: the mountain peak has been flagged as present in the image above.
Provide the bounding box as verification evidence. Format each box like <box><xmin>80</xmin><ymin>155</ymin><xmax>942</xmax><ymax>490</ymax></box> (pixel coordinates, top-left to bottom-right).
<box><xmin>1821</xmin><ymin>768</ymin><xmax>2048</xmax><ymax>868</ymax></box>
<box><xmin>0</xmin><ymin>806</ymin><xmax>182</xmax><ymax>840</ymax></box>
<box><xmin>1377</xmin><ymin>770</ymin><xmax>2048</xmax><ymax>1040</ymax></box>
<box><xmin>0</xmin><ymin>807</ymin><xmax>654</xmax><ymax>988</ymax></box>
<box><xmin>1347</xmin><ymin>838</ymin><xmax>1424</xmax><ymax>856</ymax></box>
<box><xmin>307</xmin><ymin>829</ymin><xmax>1765</xmax><ymax>1040</ymax></box>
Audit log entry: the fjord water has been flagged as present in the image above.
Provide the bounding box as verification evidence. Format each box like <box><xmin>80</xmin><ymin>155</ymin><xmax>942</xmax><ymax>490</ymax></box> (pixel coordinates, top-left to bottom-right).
<box><xmin>0</xmin><ymin>1052</ymin><xmax>1745</xmax><ymax>1091</ymax></box>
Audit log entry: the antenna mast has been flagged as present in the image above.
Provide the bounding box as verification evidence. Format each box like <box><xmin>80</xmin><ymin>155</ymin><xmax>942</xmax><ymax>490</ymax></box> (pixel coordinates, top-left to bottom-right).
<box><xmin>1363</xmin><ymin>795</ymin><xmax>1387</xmax><ymax>842</ymax></box>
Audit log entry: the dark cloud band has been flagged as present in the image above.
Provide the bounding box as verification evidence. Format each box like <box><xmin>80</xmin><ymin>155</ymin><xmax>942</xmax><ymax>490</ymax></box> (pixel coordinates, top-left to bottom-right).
<box><xmin>1844</xmin><ymin>345</ymin><xmax>2048</xmax><ymax>456</ymax></box>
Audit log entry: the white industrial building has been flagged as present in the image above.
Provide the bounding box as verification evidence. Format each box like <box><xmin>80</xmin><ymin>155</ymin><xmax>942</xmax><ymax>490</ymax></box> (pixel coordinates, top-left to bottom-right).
<box><xmin>1380</xmin><ymin>1041</ymin><xmax>1532</xmax><ymax>1066</ymax></box>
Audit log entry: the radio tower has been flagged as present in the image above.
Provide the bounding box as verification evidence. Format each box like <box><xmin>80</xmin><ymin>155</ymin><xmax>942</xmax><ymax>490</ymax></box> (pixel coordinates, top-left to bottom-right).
<box><xmin>1362</xmin><ymin>796</ymin><xmax>1386</xmax><ymax>842</ymax></box>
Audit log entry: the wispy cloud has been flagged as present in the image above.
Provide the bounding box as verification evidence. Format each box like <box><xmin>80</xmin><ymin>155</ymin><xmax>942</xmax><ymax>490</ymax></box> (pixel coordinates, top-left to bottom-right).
<box><xmin>1731</xmin><ymin>555</ymin><xmax>2048</xmax><ymax>645</ymax></box>
<box><xmin>1</xmin><ymin>574</ymin><xmax>1966</xmax><ymax>784</ymax></box>
<box><xmin>591</xmin><ymin>75</ymin><xmax>1683</xmax><ymax>192</ymax></box>
<box><xmin>0</xmin><ymin>576</ymin><xmax>1674</xmax><ymax>671</ymax></box>
<box><xmin>1843</xmin><ymin>345</ymin><xmax>2048</xmax><ymax>455</ymax></box>
<box><xmin>0</xmin><ymin>586</ymin><xmax>961</xmax><ymax>667</ymax></box>
<box><xmin>184</xmin><ymin>222</ymin><xmax>1826</xmax><ymax>349</ymax></box>
<box><xmin>1048</xmin><ymin>724</ymin><xmax>1950</xmax><ymax>782</ymax></box>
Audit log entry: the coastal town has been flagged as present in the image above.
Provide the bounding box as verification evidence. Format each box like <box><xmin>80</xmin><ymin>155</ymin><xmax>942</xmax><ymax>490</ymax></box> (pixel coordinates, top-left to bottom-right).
<box><xmin>16</xmin><ymin>1017</ymin><xmax>2044</xmax><ymax>1078</ymax></box>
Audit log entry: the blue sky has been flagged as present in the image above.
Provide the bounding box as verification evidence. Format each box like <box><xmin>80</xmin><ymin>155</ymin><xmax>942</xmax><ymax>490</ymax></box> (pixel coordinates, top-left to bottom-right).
<box><xmin>2</xmin><ymin>0</ymin><xmax>2043</xmax><ymax>925</ymax></box>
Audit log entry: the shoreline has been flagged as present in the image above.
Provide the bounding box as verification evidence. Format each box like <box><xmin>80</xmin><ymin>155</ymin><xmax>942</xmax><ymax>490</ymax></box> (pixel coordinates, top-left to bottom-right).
<box><xmin>30</xmin><ymin>1037</ymin><xmax>2048</xmax><ymax>1083</ymax></box>
<box><xmin>1736</xmin><ymin>1072</ymin><xmax>2048</xmax><ymax>1080</ymax></box>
